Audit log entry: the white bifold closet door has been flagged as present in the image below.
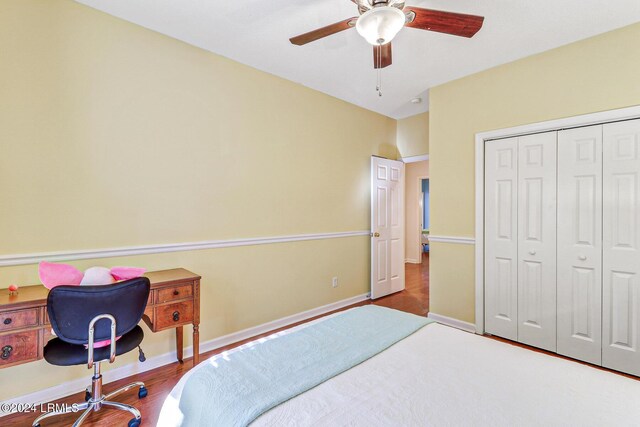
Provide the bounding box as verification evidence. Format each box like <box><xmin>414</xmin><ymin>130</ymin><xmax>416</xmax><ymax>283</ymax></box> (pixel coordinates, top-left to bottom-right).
<box><xmin>602</xmin><ymin>119</ymin><xmax>640</xmax><ymax>376</ymax></box>
<box><xmin>517</xmin><ymin>132</ymin><xmax>557</xmax><ymax>352</ymax></box>
<box><xmin>557</xmin><ymin>125</ymin><xmax>603</xmax><ymax>365</ymax></box>
<box><xmin>485</xmin><ymin>133</ymin><xmax>557</xmax><ymax>350</ymax></box>
<box><xmin>485</xmin><ymin>137</ymin><xmax>519</xmax><ymax>341</ymax></box>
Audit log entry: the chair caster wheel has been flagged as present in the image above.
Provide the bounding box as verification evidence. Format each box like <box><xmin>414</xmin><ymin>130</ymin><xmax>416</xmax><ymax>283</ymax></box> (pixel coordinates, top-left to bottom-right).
<box><xmin>84</xmin><ymin>390</ymin><xmax>92</xmax><ymax>401</ymax></box>
<box><xmin>128</xmin><ymin>418</ymin><xmax>141</xmax><ymax>427</ymax></box>
<box><xmin>138</xmin><ymin>386</ymin><xmax>148</xmax><ymax>399</ymax></box>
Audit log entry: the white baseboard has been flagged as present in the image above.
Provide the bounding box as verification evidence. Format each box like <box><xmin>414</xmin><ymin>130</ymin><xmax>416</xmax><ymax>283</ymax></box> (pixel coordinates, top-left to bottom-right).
<box><xmin>427</xmin><ymin>312</ymin><xmax>477</xmax><ymax>334</ymax></box>
<box><xmin>405</xmin><ymin>258</ymin><xmax>420</xmax><ymax>264</ymax></box>
<box><xmin>0</xmin><ymin>293</ymin><xmax>370</xmax><ymax>416</ymax></box>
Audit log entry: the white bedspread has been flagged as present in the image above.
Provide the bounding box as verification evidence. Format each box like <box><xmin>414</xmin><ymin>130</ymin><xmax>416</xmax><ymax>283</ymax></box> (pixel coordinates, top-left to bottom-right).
<box><xmin>160</xmin><ymin>321</ymin><xmax>640</xmax><ymax>427</ymax></box>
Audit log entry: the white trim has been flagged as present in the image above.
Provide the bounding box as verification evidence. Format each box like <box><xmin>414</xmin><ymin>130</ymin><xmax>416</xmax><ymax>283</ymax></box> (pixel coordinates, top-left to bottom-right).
<box><xmin>0</xmin><ymin>293</ymin><xmax>370</xmax><ymax>416</ymax></box>
<box><xmin>428</xmin><ymin>235</ymin><xmax>475</xmax><ymax>245</ymax></box>
<box><xmin>475</xmin><ymin>133</ymin><xmax>485</xmax><ymax>334</ymax></box>
<box><xmin>474</xmin><ymin>104</ymin><xmax>640</xmax><ymax>335</ymax></box>
<box><xmin>0</xmin><ymin>231</ymin><xmax>370</xmax><ymax>267</ymax></box>
<box><xmin>402</xmin><ymin>154</ymin><xmax>429</xmax><ymax>163</ymax></box>
<box><xmin>477</xmin><ymin>105</ymin><xmax>640</xmax><ymax>142</ymax></box>
<box><xmin>405</xmin><ymin>258</ymin><xmax>421</xmax><ymax>264</ymax></box>
<box><xmin>427</xmin><ymin>312</ymin><xmax>476</xmax><ymax>333</ymax></box>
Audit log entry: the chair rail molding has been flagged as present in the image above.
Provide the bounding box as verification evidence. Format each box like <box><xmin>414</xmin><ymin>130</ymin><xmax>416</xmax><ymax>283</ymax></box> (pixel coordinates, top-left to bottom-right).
<box><xmin>0</xmin><ymin>231</ymin><xmax>370</xmax><ymax>267</ymax></box>
<box><xmin>428</xmin><ymin>235</ymin><xmax>475</xmax><ymax>245</ymax></box>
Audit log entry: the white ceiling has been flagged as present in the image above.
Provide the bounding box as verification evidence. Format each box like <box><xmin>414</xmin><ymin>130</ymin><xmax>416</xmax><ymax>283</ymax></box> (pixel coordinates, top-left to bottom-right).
<box><xmin>76</xmin><ymin>0</ymin><xmax>640</xmax><ymax>119</ymax></box>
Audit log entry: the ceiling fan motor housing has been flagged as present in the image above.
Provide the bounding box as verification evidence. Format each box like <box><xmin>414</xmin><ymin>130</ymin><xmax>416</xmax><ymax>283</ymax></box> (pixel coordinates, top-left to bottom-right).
<box><xmin>356</xmin><ymin>0</ymin><xmax>405</xmax><ymax>15</ymax></box>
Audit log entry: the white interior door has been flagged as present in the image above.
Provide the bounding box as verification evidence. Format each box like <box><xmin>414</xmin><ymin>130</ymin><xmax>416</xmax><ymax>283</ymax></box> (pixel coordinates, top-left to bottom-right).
<box><xmin>557</xmin><ymin>125</ymin><xmax>603</xmax><ymax>365</ymax></box>
<box><xmin>371</xmin><ymin>156</ymin><xmax>405</xmax><ymax>299</ymax></box>
<box><xmin>602</xmin><ymin>119</ymin><xmax>640</xmax><ymax>376</ymax></box>
<box><xmin>484</xmin><ymin>137</ymin><xmax>519</xmax><ymax>341</ymax></box>
<box><xmin>517</xmin><ymin>132</ymin><xmax>557</xmax><ymax>352</ymax></box>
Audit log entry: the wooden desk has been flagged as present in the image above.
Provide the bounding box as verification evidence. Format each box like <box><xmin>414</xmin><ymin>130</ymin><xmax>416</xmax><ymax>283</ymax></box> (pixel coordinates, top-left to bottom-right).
<box><xmin>0</xmin><ymin>268</ymin><xmax>201</xmax><ymax>369</ymax></box>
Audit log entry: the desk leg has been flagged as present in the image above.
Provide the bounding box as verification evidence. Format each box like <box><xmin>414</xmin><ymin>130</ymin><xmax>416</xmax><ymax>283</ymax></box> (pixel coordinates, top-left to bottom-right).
<box><xmin>175</xmin><ymin>326</ymin><xmax>184</xmax><ymax>363</ymax></box>
<box><xmin>193</xmin><ymin>323</ymin><xmax>200</xmax><ymax>366</ymax></box>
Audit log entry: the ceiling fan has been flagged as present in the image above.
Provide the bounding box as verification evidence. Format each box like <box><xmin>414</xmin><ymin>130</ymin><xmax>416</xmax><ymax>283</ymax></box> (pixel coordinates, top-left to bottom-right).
<box><xmin>289</xmin><ymin>0</ymin><xmax>485</xmax><ymax>69</ymax></box>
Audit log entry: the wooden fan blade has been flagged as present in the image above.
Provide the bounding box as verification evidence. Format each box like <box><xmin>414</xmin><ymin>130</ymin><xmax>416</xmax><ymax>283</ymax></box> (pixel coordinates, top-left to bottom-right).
<box><xmin>373</xmin><ymin>43</ymin><xmax>392</xmax><ymax>69</ymax></box>
<box><xmin>289</xmin><ymin>17</ymin><xmax>357</xmax><ymax>46</ymax></box>
<box><xmin>405</xmin><ymin>7</ymin><xmax>484</xmax><ymax>38</ymax></box>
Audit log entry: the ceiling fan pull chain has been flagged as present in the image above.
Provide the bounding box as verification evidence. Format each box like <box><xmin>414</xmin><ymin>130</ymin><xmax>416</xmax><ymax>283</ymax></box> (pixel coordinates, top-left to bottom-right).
<box><xmin>376</xmin><ymin>44</ymin><xmax>383</xmax><ymax>97</ymax></box>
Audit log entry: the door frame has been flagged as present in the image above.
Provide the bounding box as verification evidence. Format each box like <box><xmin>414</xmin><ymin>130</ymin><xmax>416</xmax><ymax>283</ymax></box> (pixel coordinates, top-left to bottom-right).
<box><xmin>474</xmin><ymin>104</ymin><xmax>640</xmax><ymax>335</ymax></box>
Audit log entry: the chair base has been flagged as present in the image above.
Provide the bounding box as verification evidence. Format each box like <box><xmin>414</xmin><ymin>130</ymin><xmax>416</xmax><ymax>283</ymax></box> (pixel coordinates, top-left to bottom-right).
<box><xmin>32</xmin><ymin>362</ymin><xmax>146</xmax><ymax>427</ymax></box>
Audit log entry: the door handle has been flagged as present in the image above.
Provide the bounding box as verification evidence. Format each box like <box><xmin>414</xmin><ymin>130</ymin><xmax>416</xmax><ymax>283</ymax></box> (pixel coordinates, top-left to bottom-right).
<box><xmin>372</xmin><ymin>232</ymin><xmax>380</xmax><ymax>238</ymax></box>
<box><xmin>578</xmin><ymin>255</ymin><xmax>587</xmax><ymax>261</ymax></box>
<box><xmin>528</xmin><ymin>249</ymin><xmax>536</xmax><ymax>255</ymax></box>
<box><xmin>1</xmin><ymin>345</ymin><xmax>12</xmax><ymax>360</ymax></box>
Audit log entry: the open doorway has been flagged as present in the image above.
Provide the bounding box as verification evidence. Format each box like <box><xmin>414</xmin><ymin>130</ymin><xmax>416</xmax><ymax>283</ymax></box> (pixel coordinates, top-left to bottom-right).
<box><xmin>420</xmin><ymin>178</ymin><xmax>429</xmax><ymax>258</ymax></box>
<box><xmin>403</xmin><ymin>160</ymin><xmax>429</xmax><ymax>315</ymax></box>
<box><xmin>404</xmin><ymin>160</ymin><xmax>429</xmax><ymax>264</ymax></box>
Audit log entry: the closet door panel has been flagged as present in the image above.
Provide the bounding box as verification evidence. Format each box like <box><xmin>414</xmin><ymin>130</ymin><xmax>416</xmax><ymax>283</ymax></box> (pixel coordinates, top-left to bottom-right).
<box><xmin>603</xmin><ymin>119</ymin><xmax>640</xmax><ymax>376</ymax></box>
<box><xmin>517</xmin><ymin>132</ymin><xmax>557</xmax><ymax>352</ymax></box>
<box><xmin>485</xmin><ymin>137</ymin><xmax>518</xmax><ymax>340</ymax></box>
<box><xmin>557</xmin><ymin>125</ymin><xmax>603</xmax><ymax>365</ymax></box>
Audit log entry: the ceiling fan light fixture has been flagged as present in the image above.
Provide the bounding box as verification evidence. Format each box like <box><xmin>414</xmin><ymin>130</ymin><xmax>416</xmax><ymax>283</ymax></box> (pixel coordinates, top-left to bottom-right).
<box><xmin>355</xmin><ymin>6</ymin><xmax>406</xmax><ymax>45</ymax></box>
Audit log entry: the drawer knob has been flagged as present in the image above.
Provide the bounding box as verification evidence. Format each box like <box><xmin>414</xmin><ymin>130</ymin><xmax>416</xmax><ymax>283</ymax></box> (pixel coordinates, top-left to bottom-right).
<box><xmin>3</xmin><ymin>318</ymin><xmax>11</xmax><ymax>325</ymax></box>
<box><xmin>173</xmin><ymin>290</ymin><xmax>179</xmax><ymax>296</ymax></box>
<box><xmin>172</xmin><ymin>311</ymin><xmax>180</xmax><ymax>322</ymax></box>
<box><xmin>1</xmin><ymin>345</ymin><xmax>12</xmax><ymax>360</ymax></box>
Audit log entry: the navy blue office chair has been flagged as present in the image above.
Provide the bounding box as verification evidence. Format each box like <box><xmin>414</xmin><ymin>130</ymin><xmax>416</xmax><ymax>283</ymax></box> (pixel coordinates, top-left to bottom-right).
<box><xmin>32</xmin><ymin>277</ymin><xmax>150</xmax><ymax>427</ymax></box>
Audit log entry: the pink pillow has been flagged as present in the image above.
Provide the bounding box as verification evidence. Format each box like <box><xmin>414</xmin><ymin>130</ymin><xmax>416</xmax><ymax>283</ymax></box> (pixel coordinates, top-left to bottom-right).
<box><xmin>88</xmin><ymin>266</ymin><xmax>144</xmax><ymax>348</ymax></box>
<box><xmin>39</xmin><ymin>261</ymin><xmax>84</xmax><ymax>289</ymax></box>
<box><xmin>86</xmin><ymin>336</ymin><xmax>122</xmax><ymax>349</ymax></box>
<box><xmin>110</xmin><ymin>267</ymin><xmax>146</xmax><ymax>281</ymax></box>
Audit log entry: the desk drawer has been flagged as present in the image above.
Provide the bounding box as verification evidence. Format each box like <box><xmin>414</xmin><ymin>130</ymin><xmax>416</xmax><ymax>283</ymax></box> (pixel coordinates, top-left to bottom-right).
<box><xmin>0</xmin><ymin>309</ymin><xmax>39</xmax><ymax>332</ymax></box>
<box><xmin>155</xmin><ymin>301</ymin><xmax>193</xmax><ymax>330</ymax></box>
<box><xmin>156</xmin><ymin>284</ymin><xmax>193</xmax><ymax>304</ymax></box>
<box><xmin>0</xmin><ymin>330</ymin><xmax>39</xmax><ymax>367</ymax></box>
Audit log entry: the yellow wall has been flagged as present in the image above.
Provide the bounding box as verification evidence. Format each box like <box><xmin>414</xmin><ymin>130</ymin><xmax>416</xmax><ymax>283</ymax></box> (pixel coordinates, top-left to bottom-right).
<box><xmin>404</xmin><ymin>161</ymin><xmax>428</xmax><ymax>263</ymax></box>
<box><xmin>396</xmin><ymin>112</ymin><xmax>429</xmax><ymax>157</ymax></box>
<box><xmin>0</xmin><ymin>0</ymin><xmax>396</xmax><ymax>399</ymax></box>
<box><xmin>429</xmin><ymin>23</ymin><xmax>640</xmax><ymax>323</ymax></box>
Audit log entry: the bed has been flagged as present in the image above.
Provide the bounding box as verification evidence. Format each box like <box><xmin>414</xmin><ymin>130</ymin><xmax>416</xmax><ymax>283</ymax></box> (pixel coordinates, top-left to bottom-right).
<box><xmin>159</xmin><ymin>306</ymin><xmax>640</xmax><ymax>427</ymax></box>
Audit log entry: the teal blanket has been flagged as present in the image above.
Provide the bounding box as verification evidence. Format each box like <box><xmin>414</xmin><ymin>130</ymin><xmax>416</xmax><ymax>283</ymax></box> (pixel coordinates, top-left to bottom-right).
<box><xmin>179</xmin><ymin>305</ymin><xmax>432</xmax><ymax>427</ymax></box>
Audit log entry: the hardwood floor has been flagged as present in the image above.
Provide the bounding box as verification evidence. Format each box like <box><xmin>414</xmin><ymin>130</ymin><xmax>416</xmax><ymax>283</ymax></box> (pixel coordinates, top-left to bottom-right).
<box><xmin>370</xmin><ymin>252</ymin><xmax>429</xmax><ymax>316</ymax></box>
<box><xmin>4</xmin><ymin>255</ymin><xmax>431</xmax><ymax>426</ymax></box>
